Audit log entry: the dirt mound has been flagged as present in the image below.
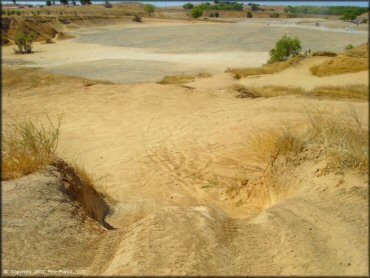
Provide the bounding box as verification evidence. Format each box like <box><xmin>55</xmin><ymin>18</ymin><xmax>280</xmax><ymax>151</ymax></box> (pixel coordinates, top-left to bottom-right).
<box><xmin>2</xmin><ymin>164</ymin><xmax>116</xmax><ymax>273</ymax></box>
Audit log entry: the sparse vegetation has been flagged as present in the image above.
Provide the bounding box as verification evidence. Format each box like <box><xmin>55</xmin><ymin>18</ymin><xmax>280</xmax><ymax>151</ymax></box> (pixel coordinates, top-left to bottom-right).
<box><xmin>234</xmin><ymin>85</ymin><xmax>305</xmax><ymax>98</ymax></box>
<box><xmin>345</xmin><ymin>44</ymin><xmax>354</xmax><ymax>51</ymax></box>
<box><xmin>144</xmin><ymin>4</ymin><xmax>155</xmax><ymax>16</ymax></box>
<box><xmin>246</xmin><ymin>11</ymin><xmax>253</xmax><ymax>18</ymax></box>
<box><xmin>132</xmin><ymin>15</ymin><xmax>143</xmax><ymax>22</ymax></box>
<box><xmin>104</xmin><ymin>1</ymin><xmax>112</xmax><ymax>8</ymax></box>
<box><xmin>191</xmin><ymin>6</ymin><xmax>203</xmax><ymax>19</ymax></box>
<box><xmin>269</xmin><ymin>12</ymin><xmax>280</xmax><ymax>18</ymax></box>
<box><xmin>2</xmin><ymin>115</ymin><xmax>62</xmax><ymax>181</ymax></box>
<box><xmin>226</xmin><ymin>55</ymin><xmax>304</xmax><ymax>79</ymax></box>
<box><xmin>183</xmin><ymin>3</ymin><xmax>194</xmax><ymax>10</ymax></box>
<box><xmin>268</xmin><ymin>35</ymin><xmax>302</xmax><ymax>64</ymax></box>
<box><xmin>14</xmin><ymin>31</ymin><xmax>36</xmax><ymax>54</ymax></box>
<box><xmin>310</xmin><ymin>54</ymin><xmax>368</xmax><ymax>76</ymax></box>
<box><xmin>234</xmin><ymin>84</ymin><xmax>368</xmax><ymax>101</ymax></box>
<box><xmin>159</xmin><ymin>72</ymin><xmax>212</xmax><ymax>85</ymax></box>
<box><xmin>247</xmin><ymin>108</ymin><xmax>368</xmax><ymax>175</ymax></box>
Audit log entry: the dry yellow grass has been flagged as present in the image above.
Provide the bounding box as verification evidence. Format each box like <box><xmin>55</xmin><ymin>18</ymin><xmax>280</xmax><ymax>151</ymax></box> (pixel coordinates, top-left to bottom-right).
<box><xmin>234</xmin><ymin>85</ymin><xmax>305</xmax><ymax>98</ymax></box>
<box><xmin>2</xmin><ymin>115</ymin><xmax>62</xmax><ymax>180</ymax></box>
<box><xmin>310</xmin><ymin>44</ymin><xmax>368</xmax><ymax>77</ymax></box>
<box><xmin>72</xmin><ymin>162</ymin><xmax>95</xmax><ymax>189</ymax></box>
<box><xmin>248</xmin><ymin>108</ymin><xmax>368</xmax><ymax>175</ymax></box>
<box><xmin>234</xmin><ymin>84</ymin><xmax>368</xmax><ymax>101</ymax></box>
<box><xmin>309</xmin><ymin>84</ymin><xmax>368</xmax><ymax>100</ymax></box>
<box><xmin>226</xmin><ymin>56</ymin><xmax>305</xmax><ymax>79</ymax></box>
<box><xmin>158</xmin><ymin>72</ymin><xmax>212</xmax><ymax>85</ymax></box>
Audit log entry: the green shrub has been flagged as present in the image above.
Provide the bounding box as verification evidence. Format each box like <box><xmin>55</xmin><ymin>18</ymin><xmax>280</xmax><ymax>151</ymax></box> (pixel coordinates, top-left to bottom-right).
<box><xmin>268</xmin><ymin>35</ymin><xmax>302</xmax><ymax>64</ymax></box>
<box><xmin>246</xmin><ymin>11</ymin><xmax>252</xmax><ymax>18</ymax></box>
<box><xmin>209</xmin><ymin>13</ymin><xmax>214</xmax><ymax>18</ymax></box>
<box><xmin>248</xmin><ymin>3</ymin><xmax>260</xmax><ymax>11</ymax></box>
<box><xmin>345</xmin><ymin>44</ymin><xmax>354</xmax><ymax>51</ymax></box>
<box><xmin>15</xmin><ymin>10</ymin><xmax>21</xmax><ymax>16</ymax></box>
<box><xmin>132</xmin><ymin>15</ymin><xmax>142</xmax><ymax>22</ymax></box>
<box><xmin>14</xmin><ymin>31</ymin><xmax>36</xmax><ymax>54</ymax></box>
<box><xmin>1</xmin><ymin>10</ymin><xmax>5</xmax><ymax>15</ymax></box>
<box><xmin>144</xmin><ymin>4</ymin><xmax>155</xmax><ymax>15</ymax></box>
<box><xmin>215</xmin><ymin>12</ymin><xmax>219</xmax><ymax>17</ymax></box>
<box><xmin>341</xmin><ymin>10</ymin><xmax>356</xmax><ymax>21</ymax></box>
<box><xmin>191</xmin><ymin>6</ymin><xmax>203</xmax><ymax>18</ymax></box>
<box><xmin>183</xmin><ymin>3</ymin><xmax>193</xmax><ymax>9</ymax></box>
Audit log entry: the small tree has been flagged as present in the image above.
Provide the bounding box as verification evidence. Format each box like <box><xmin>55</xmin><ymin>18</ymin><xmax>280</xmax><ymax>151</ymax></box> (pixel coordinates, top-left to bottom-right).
<box><xmin>341</xmin><ymin>11</ymin><xmax>356</xmax><ymax>21</ymax></box>
<box><xmin>183</xmin><ymin>3</ymin><xmax>193</xmax><ymax>10</ymax></box>
<box><xmin>60</xmin><ymin>0</ymin><xmax>68</xmax><ymax>5</ymax></box>
<box><xmin>191</xmin><ymin>6</ymin><xmax>203</xmax><ymax>19</ymax></box>
<box><xmin>268</xmin><ymin>35</ymin><xmax>302</xmax><ymax>64</ymax></box>
<box><xmin>144</xmin><ymin>4</ymin><xmax>155</xmax><ymax>16</ymax></box>
<box><xmin>14</xmin><ymin>31</ymin><xmax>36</xmax><ymax>54</ymax></box>
<box><xmin>246</xmin><ymin>11</ymin><xmax>253</xmax><ymax>18</ymax></box>
<box><xmin>46</xmin><ymin>0</ymin><xmax>52</xmax><ymax>6</ymax></box>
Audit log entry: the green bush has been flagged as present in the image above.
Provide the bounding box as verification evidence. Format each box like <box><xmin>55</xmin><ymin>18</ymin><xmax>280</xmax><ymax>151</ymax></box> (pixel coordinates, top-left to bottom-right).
<box><xmin>268</xmin><ymin>35</ymin><xmax>302</xmax><ymax>64</ymax></box>
<box><xmin>345</xmin><ymin>44</ymin><xmax>354</xmax><ymax>51</ymax></box>
<box><xmin>1</xmin><ymin>10</ymin><xmax>5</xmax><ymax>15</ymax></box>
<box><xmin>341</xmin><ymin>10</ymin><xmax>357</xmax><ymax>21</ymax></box>
<box><xmin>215</xmin><ymin>12</ymin><xmax>219</xmax><ymax>18</ymax></box>
<box><xmin>14</xmin><ymin>31</ymin><xmax>36</xmax><ymax>54</ymax></box>
<box><xmin>15</xmin><ymin>10</ymin><xmax>21</xmax><ymax>16</ymax></box>
<box><xmin>249</xmin><ymin>3</ymin><xmax>260</xmax><ymax>11</ymax></box>
<box><xmin>132</xmin><ymin>15</ymin><xmax>142</xmax><ymax>22</ymax></box>
<box><xmin>183</xmin><ymin>3</ymin><xmax>193</xmax><ymax>9</ymax></box>
<box><xmin>144</xmin><ymin>4</ymin><xmax>155</xmax><ymax>15</ymax></box>
<box><xmin>209</xmin><ymin>13</ymin><xmax>214</xmax><ymax>18</ymax></box>
<box><xmin>246</xmin><ymin>11</ymin><xmax>252</xmax><ymax>18</ymax></box>
<box><xmin>191</xmin><ymin>6</ymin><xmax>203</xmax><ymax>19</ymax></box>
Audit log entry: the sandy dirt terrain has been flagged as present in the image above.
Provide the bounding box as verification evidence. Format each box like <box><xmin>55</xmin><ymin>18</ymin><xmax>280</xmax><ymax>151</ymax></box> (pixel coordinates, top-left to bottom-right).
<box><xmin>2</xmin><ymin>18</ymin><xmax>368</xmax><ymax>83</ymax></box>
<box><xmin>2</xmin><ymin>16</ymin><xmax>369</xmax><ymax>276</ymax></box>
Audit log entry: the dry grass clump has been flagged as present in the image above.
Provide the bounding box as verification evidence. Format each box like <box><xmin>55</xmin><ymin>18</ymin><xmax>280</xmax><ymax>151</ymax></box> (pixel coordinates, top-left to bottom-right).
<box><xmin>72</xmin><ymin>162</ymin><xmax>95</xmax><ymax>189</ymax></box>
<box><xmin>312</xmin><ymin>51</ymin><xmax>337</xmax><ymax>57</ymax></box>
<box><xmin>248</xmin><ymin>108</ymin><xmax>368</xmax><ymax>175</ymax></box>
<box><xmin>2</xmin><ymin>115</ymin><xmax>62</xmax><ymax>181</ymax></box>
<box><xmin>226</xmin><ymin>56</ymin><xmax>304</xmax><ymax>79</ymax></box>
<box><xmin>234</xmin><ymin>85</ymin><xmax>304</xmax><ymax>98</ymax></box>
<box><xmin>310</xmin><ymin>44</ymin><xmax>368</xmax><ymax>76</ymax></box>
<box><xmin>309</xmin><ymin>84</ymin><xmax>368</xmax><ymax>100</ymax></box>
<box><xmin>247</xmin><ymin>128</ymin><xmax>304</xmax><ymax>165</ymax></box>
<box><xmin>234</xmin><ymin>84</ymin><xmax>368</xmax><ymax>101</ymax></box>
<box><xmin>158</xmin><ymin>72</ymin><xmax>212</xmax><ymax>85</ymax></box>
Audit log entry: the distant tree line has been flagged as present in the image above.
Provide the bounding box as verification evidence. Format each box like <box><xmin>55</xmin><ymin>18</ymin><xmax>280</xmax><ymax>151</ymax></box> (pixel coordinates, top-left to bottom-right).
<box><xmin>183</xmin><ymin>1</ymin><xmax>243</xmax><ymax>11</ymax></box>
<box><xmin>284</xmin><ymin>5</ymin><xmax>368</xmax><ymax>19</ymax></box>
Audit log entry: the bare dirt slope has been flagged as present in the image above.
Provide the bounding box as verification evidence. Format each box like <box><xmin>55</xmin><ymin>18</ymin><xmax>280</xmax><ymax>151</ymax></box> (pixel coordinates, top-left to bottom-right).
<box><xmin>2</xmin><ymin>65</ymin><xmax>368</xmax><ymax>275</ymax></box>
